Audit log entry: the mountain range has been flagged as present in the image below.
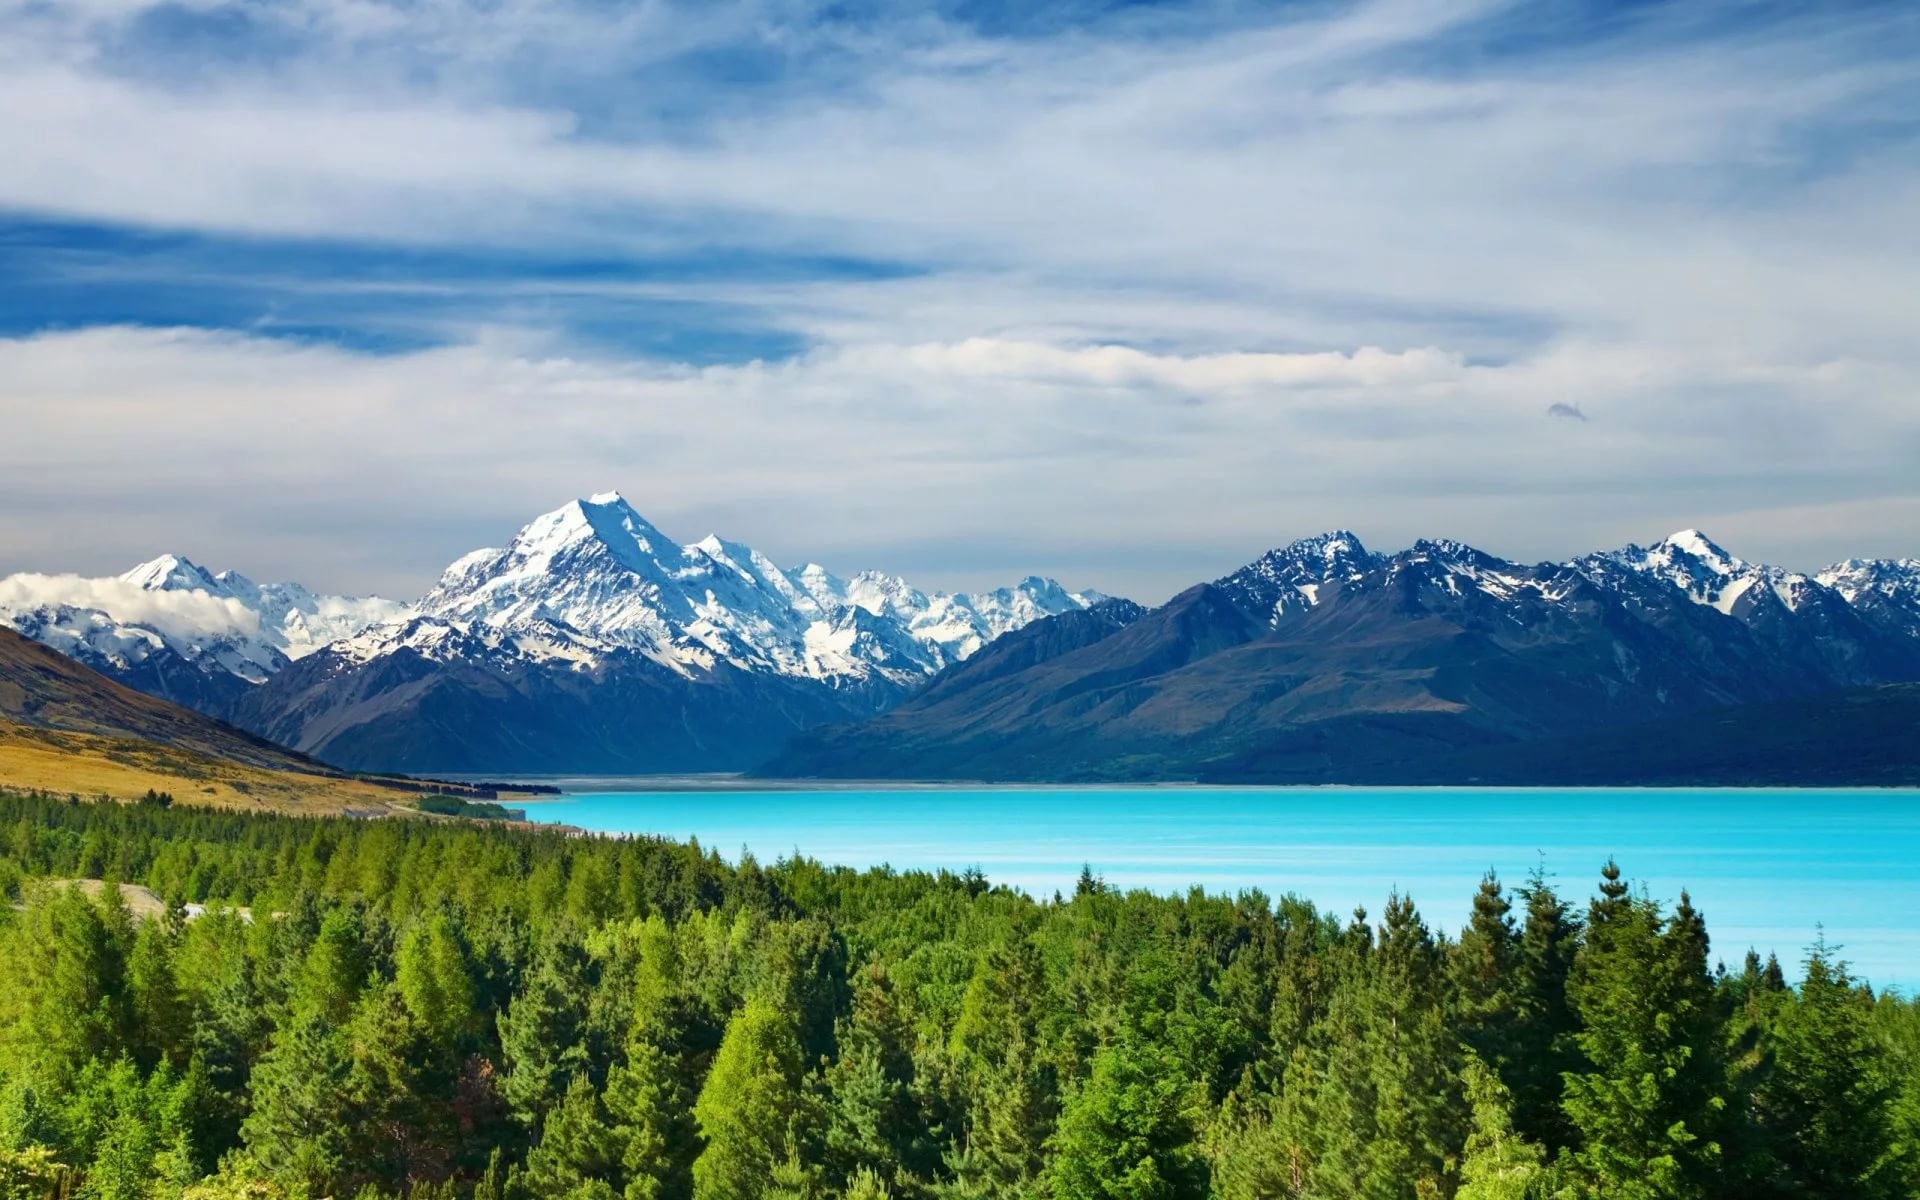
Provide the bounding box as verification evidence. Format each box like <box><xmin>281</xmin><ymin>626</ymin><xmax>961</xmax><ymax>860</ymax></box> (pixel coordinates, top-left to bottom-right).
<box><xmin>0</xmin><ymin>493</ymin><xmax>1104</xmax><ymax>773</ymax></box>
<box><xmin>0</xmin><ymin>556</ymin><xmax>404</xmax><ymax>719</ymax></box>
<box><xmin>762</xmin><ymin>530</ymin><xmax>1920</xmax><ymax>782</ymax></box>
<box><xmin>4</xmin><ymin>500</ymin><xmax>1917</xmax><ymax>781</ymax></box>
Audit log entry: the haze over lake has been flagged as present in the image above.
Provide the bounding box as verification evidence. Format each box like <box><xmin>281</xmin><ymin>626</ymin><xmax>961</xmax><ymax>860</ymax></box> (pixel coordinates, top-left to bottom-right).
<box><xmin>514</xmin><ymin>785</ymin><xmax>1920</xmax><ymax>990</ymax></box>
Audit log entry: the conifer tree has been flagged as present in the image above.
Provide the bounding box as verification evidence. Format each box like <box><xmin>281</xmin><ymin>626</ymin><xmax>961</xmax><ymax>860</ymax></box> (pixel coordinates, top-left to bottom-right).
<box><xmin>397</xmin><ymin>915</ymin><xmax>477</xmax><ymax>1052</ymax></box>
<box><xmin>125</xmin><ymin>918</ymin><xmax>188</xmax><ymax>1073</ymax></box>
<box><xmin>1562</xmin><ymin>864</ymin><xmax>1725</xmax><ymax>1200</ymax></box>
<box><xmin>1358</xmin><ymin>893</ymin><xmax>1460</xmax><ymax>1199</ymax></box>
<box><xmin>295</xmin><ymin>907</ymin><xmax>369</xmax><ymax>1026</ymax></box>
<box><xmin>691</xmin><ymin>995</ymin><xmax>817</xmax><ymax>1200</ymax></box>
<box><xmin>342</xmin><ymin>984</ymin><xmax>458</xmax><ymax>1193</ymax></box>
<box><xmin>521</xmin><ymin>1073</ymin><xmax>625</xmax><ymax>1200</ymax></box>
<box><xmin>947</xmin><ymin>943</ymin><xmax>1056</xmax><ymax>1193</ymax></box>
<box><xmin>240</xmin><ymin>1007</ymin><xmax>352</xmax><ymax>1193</ymax></box>
<box><xmin>1755</xmin><ymin>941</ymin><xmax>1911</xmax><ymax>1198</ymax></box>
<box><xmin>1454</xmin><ymin>1055</ymin><xmax>1550</xmax><ymax>1200</ymax></box>
<box><xmin>1043</xmin><ymin>1037</ymin><xmax>1206</xmax><ymax>1200</ymax></box>
<box><xmin>604</xmin><ymin>918</ymin><xmax>698</xmax><ymax>1200</ymax></box>
<box><xmin>500</xmin><ymin>934</ymin><xmax>594</xmax><ymax>1129</ymax></box>
<box><xmin>1508</xmin><ymin>868</ymin><xmax>1580</xmax><ymax>1152</ymax></box>
<box><xmin>1451</xmin><ymin>873</ymin><xmax>1519</xmax><ymax>1075</ymax></box>
<box><xmin>0</xmin><ymin>886</ymin><xmax>129</xmax><ymax>1092</ymax></box>
<box><xmin>823</xmin><ymin>967</ymin><xmax>925</xmax><ymax>1191</ymax></box>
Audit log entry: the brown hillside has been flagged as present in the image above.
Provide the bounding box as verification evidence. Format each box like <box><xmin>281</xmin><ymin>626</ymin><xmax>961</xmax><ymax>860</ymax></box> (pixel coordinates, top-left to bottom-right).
<box><xmin>0</xmin><ymin>627</ymin><xmax>458</xmax><ymax>812</ymax></box>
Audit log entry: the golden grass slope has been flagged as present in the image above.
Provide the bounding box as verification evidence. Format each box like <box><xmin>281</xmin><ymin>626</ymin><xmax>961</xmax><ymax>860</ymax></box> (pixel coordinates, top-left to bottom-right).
<box><xmin>0</xmin><ymin>626</ymin><xmax>478</xmax><ymax>814</ymax></box>
<box><xmin>0</xmin><ymin>626</ymin><xmax>338</xmax><ymax>773</ymax></box>
<box><xmin>0</xmin><ymin>718</ymin><xmax>428</xmax><ymax>814</ymax></box>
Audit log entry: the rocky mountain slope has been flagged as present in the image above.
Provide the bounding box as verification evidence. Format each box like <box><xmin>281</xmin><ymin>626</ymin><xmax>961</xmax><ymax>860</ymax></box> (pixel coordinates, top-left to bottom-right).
<box><xmin>759</xmin><ymin>530</ymin><xmax>1920</xmax><ymax>782</ymax></box>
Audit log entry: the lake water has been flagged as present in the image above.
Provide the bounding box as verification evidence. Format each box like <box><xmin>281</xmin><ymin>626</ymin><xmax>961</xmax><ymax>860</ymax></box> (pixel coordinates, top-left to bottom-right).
<box><xmin>514</xmin><ymin>785</ymin><xmax>1920</xmax><ymax>990</ymax></box>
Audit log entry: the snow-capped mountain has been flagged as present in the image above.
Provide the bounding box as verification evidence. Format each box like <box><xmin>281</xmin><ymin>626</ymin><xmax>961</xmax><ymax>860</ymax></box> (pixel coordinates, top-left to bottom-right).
<box><xmin>406</xmin><ymin>491</ymin><xmax>1103</xmax><ymax>684</ymax></box>
<box><xmin>1595</xmin><ymin>530</ymin><xmax>1817</xmax><ymax>616</ymax></box>
<box><xmin>765</xmin><ymin>527</ymin><xmax>1920</xmax><ymax>783</ymax></box>
<box><xmin>116</xmin><ymin>554</ymin><xmax>409</xmax><ymax>667</ymax></box>
<box><xmin>1577</xmin><ymin>530</ymin><xmax>1918</xmax><ymax>683</ymax></box>
<box><xmin>230</xmin><ymin>492</ymin><xmax>1110</xmax><ymax>773</ymax></box>
<box><xmin>1205</xmin><ymin>526</ymin><xmax>1920</xmax><ymax>684</ymax></box>
<box><xmin>1214</xmin><ymin>530</ymin><xmax>1380</xmax><ymax>624</ymax></box>
<box><xmin>1</xmin><ymin>492</ymin><xmax>1104</xmax><ymax>745</ymax></box>
<box><xmin>1816</xmin><ymin>557</ymin><xmax>1920</xmax><ymax>643</ymax></box>
<box><xmin>11</xmin><ymin>502</ymin><xmax>1915</xmax><ymax>780</ymax></box>
<box><xmin>0</xmin><ymin>554</ymin><xmax>403</xmax><ymax>717</ymax></box>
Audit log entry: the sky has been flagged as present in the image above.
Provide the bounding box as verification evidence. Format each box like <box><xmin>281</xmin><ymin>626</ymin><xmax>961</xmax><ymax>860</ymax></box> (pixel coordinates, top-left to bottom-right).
<box><xmin>1</xmin><ymin>0</ymin><xmax>1917</xmax><ymax>604</ymax></box>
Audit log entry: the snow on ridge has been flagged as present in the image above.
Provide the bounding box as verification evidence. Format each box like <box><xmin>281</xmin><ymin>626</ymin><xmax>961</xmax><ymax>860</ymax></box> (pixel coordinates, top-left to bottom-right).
<box><xmin>1660</xmin><ymin>529</ymin><xmax>1745</xmax><ymax>574</ymax></box>
<box><xmin>407</xmin><ymin>493</ymin><xmax>1106</xmax><ymax>684</ymax></box>
<box><xmin>1816</xmin><ymin>557</ymin><xmax>1920</xmax><ymax>602</ymax></box>
<box><xmin>0</xmin><ymin>549</ymin><xmax>407</xmax><ymax>694</ymax></box>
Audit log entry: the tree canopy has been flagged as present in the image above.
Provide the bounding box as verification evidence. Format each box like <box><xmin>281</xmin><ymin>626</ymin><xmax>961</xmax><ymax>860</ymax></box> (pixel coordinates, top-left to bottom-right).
<box><xmin>0</xmin><ymin>789</ymin><xmax>1913</xmax><ymax>1200</ymax></box>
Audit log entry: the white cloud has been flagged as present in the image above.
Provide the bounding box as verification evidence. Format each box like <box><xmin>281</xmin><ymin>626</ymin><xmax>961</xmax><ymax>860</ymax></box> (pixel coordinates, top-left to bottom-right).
<box><xmin>0</xmin><ymin>0</ymin><xmax>1915</xmax><ymax>595</ymax></box>
<box><xmin>1</xmin><ymin>324</ymin><xmax>1914</xmax><ymax>602</ymax></box>
<box><xmin>0</xmin><ymin>572</ymin><xmax>262</xmax><ymax>641</ymax></box>
<box><xmin>859</xmin><ymin>340</ymin><xmax>1466</xmax><ymax>391</ymax></box>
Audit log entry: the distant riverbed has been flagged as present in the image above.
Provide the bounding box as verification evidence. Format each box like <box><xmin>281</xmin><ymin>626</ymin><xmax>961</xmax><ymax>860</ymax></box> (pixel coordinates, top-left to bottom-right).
<box><xmin>512</xmin><ymin>784</ymin><xmax>1920</xmax><ymax>990</ymax></box>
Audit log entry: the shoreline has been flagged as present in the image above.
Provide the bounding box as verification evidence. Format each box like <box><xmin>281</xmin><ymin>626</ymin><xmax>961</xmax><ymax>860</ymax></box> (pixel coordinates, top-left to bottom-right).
<box><xmin>451</xmin><ymin>775</ymin><xmax>1920</xmax><ymax>799</ymax></box>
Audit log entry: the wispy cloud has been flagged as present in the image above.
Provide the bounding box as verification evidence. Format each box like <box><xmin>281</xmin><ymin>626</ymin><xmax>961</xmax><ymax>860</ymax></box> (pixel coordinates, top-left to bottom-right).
<box><xmin>0</xmin><ymin>0</ymin><xmax>1916</xmax><ymax>594</ymax></box>
<box><xmin>2</xmin><ymin>323</ymin><xmax>1913</xmax><ymax>601</ymax></box>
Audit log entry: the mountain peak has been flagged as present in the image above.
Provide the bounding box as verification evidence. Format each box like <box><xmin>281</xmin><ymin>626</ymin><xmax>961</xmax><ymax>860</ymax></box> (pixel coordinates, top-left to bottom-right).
<box><xmin>1659</xmin><ymin>529</ymin><xmax>1743</xmax><ymax>573</ymax></box>
<box><xmin>120</xmin><ymin>554</ymin><xmax>220</xmax><ymax>593</ymax></box>
<box><xmin>1411</xmin><ymin>537</ymin><xmax>1478</xmax><ymax>558</ymax></box>
<box><xmin>1281</xmin><ymin>529</ymin><xmax>1369</xmax><ymax>560</ymax></box>
<box><xmin>1217</xmin><ymin>530</ymin><xmax>1380</xmax><ymax>624</ymax></box>
<box><xmin>513</xmin><ymin>493</ymin><xmax>673</xmax><ymax>568</ymax></box>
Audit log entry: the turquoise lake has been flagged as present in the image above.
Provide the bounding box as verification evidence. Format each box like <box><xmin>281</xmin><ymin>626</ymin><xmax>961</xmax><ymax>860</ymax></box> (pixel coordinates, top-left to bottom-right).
<box><xmin>514</xmin><ymin>785</ymin><xmax>1920</xmax><ymax>990</ymax></box>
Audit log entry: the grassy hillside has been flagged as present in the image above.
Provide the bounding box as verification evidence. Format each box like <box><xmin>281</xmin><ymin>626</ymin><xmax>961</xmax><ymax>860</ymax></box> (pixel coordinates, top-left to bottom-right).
<box><xmin>0</xmin><ymin>627</ymin><xmax>518</xmax><ymax>812</ymax></box>
<box><xmin>0</xmin><ymin>718</ymin><xmax>442</xmax><ymax>813</ymax></box>
<box><xmin>0</xmin><ymin>626</ymin><xmax>335</xmax><ymax>772</ymax></box>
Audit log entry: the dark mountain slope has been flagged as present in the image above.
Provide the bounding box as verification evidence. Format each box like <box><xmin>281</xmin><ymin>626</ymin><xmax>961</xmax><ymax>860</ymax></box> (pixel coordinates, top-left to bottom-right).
<box><xmin>1202</xmin><ymin>683</ymin><xmax>1920</xmax><ymax>787</ymax></box>
<box><xmin>759</xmin><ymin>535</ymin><xmax>1920</xmax><ymax>783</ymax></box>
<box><xmin>235</xmin><ymin>631</ymin><xmax>891</xmax><ymax>775</ymax></box>
<box><xmin>0</xmin><ymin>626</ymin><xmax>325</xmax><ymax>774</ymax></box>
<box><xmin>0</xmin><ymin>626</ymin><xmax>500</xmax><ymax>811</ymax></box>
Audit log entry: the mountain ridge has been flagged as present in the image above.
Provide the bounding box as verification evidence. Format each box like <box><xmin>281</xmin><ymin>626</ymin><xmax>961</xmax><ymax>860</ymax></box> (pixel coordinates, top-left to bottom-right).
<box><xmin>7</xmin><ymin>507</ymin><xmax>1918</xmax><ymax>778</ymax></box>
<box><xmin>0</xmin><ymin>493</ymin><xmax>1108</xmax><ymax>768</ymax></box>
<box><xmin>758</xmin><ymin>527</ymin><xmax>1920</xmax><ymax>783</ymax></box>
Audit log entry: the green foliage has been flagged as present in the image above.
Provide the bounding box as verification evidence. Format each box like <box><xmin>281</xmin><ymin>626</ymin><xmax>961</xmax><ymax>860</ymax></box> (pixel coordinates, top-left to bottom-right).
<box><xmin>1043</xmin><ymin>1038</ymin><xmax>1206</xmax><ymax>1200</ymax></box>
<box><xmin>691</xmin><ymin>995</ymin><xmax>817</xmax><ymax>1200</ymax></box>
<box><xmin>1561</xmin><ymin>866</ymin><xmax>1726</xmax><ymax>1200</ymax></box>
<box><xmin>397</xmin><ymin>915</ymin><xmax>477</xmax><ymax>1051</ymax></box>
<box><xmin>0</xmin><ymin>1145</ymin><xmax>74</xmax><ymax>1200</ymax></box>
<box><xmin>413</xmin><ymin>795</ymin><xmax>516</xmax><ymax>820</ymax></box>
<box><xmin>1454</xmin><ymin>1055</ymin><xmax>1551</xmax><ymax>1200</ymax></box>
<box><xmin>499</xmin><ymin>934</ymin><xmax>593</xmax><ymax>1129</ymax></box>
<box><xmin>0</xmin><ymin>790</ymin><xmax>1912</xmax><ymax>1200</ymax></box>
<box><xmin>519</xmin><ymin>1072</ymin><xmax>625</xmax><ymax>1200</ymax></box>
<box><xmin>1751</xmin><ymin>941</ymin><xmax>1912</xmax><ymax>1198</ymax></box>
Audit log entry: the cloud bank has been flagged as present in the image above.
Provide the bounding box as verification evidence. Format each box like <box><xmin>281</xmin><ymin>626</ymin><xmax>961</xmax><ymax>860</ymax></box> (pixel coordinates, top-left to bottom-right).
<box><xmin>0</xmin><ymin>0</ymin><xmax>1915</xmax><ymax>598</ymax></box>
<box><xmin>0</xmin><ymin>572</ymin><xmax>263</xmax><ymax>642</ymax></box>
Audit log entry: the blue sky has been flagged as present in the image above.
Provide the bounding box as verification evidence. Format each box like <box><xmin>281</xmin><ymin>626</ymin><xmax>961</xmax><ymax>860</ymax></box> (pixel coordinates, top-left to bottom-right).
<box><xmin>1</xmin><ymin>0</ymin><xmax>1916</xmax><ymax>600</ymax></box>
